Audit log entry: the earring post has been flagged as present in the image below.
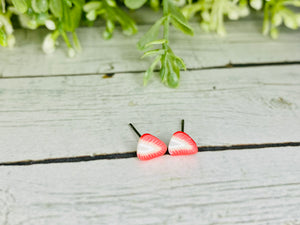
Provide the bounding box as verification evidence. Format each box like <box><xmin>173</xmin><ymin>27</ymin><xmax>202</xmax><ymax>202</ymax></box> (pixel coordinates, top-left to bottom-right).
<box><xmin>129</xmin><ymin>123</ymin><xmax>142</xmax><ymax>137</ymax></box>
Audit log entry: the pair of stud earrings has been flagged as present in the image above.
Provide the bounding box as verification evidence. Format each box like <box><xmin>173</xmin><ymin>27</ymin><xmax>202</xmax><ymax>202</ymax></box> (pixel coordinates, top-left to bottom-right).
<box><xmin>129</xmin><ymin>120</ymin><xmax>198</xmax><ymax>160</ymax></box>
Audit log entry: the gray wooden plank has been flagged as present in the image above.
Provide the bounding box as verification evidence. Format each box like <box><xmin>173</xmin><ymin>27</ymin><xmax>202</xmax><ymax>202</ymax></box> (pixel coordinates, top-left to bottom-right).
<box><xmin>0</xmin><ymin>19</ymin><xmax>299</xmax><ymax>77</ymax></box>
<box><xmin>0</xmin><ymin>147</ymin><xmax>300</xmax><ymax>225</ymax></box>
<box><xmin>0</xmin><ymin>65</ymin><xmax>300</xmax><ymax>162</ymax></box>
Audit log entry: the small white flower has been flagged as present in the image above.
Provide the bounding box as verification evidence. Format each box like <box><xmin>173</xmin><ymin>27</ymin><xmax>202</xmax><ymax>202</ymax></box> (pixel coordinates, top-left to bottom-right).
<box><xmin>250</xmin><ymin>0</ymin><xmax>262</xmax><ymax>10</ymax></box>
<box><xmin>239</xmin><ymin>6</ymin><xmax>250</xmax><ymax>17</ymax></box>
<box><xmin>283</xmin><ymin>15</ymin><xmax>298</xmax><ymax>29</ymax></box>
<box><xmin>5</xmin><ymin>23</ymin><xmax>13</xmax><ymax>35</ymax></box>
<box><xmin>83</xmin><ymin>1</ymin><xmax>101</xmax><ymax>12</ymax></box>
<box><xmin>273</xmin><ymin>13</ymin><xmax>282</xmax><ymax>27</ymax></box>
<box><xmin>0</xmin><ymin>15</ymin><xmax>13</xmax><ymax>35</ymax></box>
<box><xmin>19</xmin><ymin>14</ymin><xmax>38</xmax><ymax>29</ymax></box>
<box><xmin>45</xmin><ymin>20</ymin><xmax>56</xmax><ymax>30</ymax></box>
<box><xmin>7</xmin><ymin>35</ymin><xmax>15</xmax><ymax>48</ymax></box>
<box><xmin>28</xmin><ymin>20</ymin><xmax>38</xmax><ymax>29</ymax></box>
<box><xmin>201</xmin><ymin>11</ymin><xmax>210</xmax><ymax>22</ymax></box>
<box><xmin>86</xmin><ymin>10</ymin><xmax>97</xmax><ymax>21</ymax></box>
<box><xmin>200</xmin><ymin>22</ymin><xmax>210</xmax><ymax>32</ymax></box>
<box><xmin>8</xmin><ymin>7</ymin><xmax>22</xmax><ymax>15</ymax></box>
<box><xmin>106</xmin><ymin>0</ymin><xmax>116</xmax><ymax>7</ymax></box>
<box><xmin>42</xmin><ymin>33</ymin><xmax>56</xmax><ymax>54</ymax></box>
<box><xmin>217</xmin><ymin>25</ymin><xmax>226</xmax><ymax>37</ymax></box>
<box><xmin>270</xmin><ymin>28</ymin><xmax>278</xmax><ymax>39</ymax></box>
<box><xmin>83</xmin><ymin>1</ymin><xmax>102</xmax><ymax>12</ymax></box>
<box><xmin>68</xmin><ymin>48</ymin><xmax>76</xmax><ymax>58</ymax></box>
<box><xmin>228</xmin><ymin>11</ymin><xmax>239</xmax><ymax>20</ymax></box>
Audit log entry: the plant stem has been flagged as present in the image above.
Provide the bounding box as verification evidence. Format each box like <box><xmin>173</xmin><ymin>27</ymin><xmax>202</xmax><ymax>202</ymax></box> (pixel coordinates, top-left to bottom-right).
<box><xmin>162</xmin><ymin>0</ymin><xmax>169</xmax><ymax>50</ymax></box>
<box><xmin>60</xmin><ymin>30</ymin><xmax>72</xmax><ymax>49</ymax></box>
<box><xmin>72</xmin><ymin>32</ymin><xmax>81</xmax><ymax>52</ymax></box>
<box><xmin>1</xmin><ymin>0</ymin><xmax>5</xmax><ymax>13</ymax></box>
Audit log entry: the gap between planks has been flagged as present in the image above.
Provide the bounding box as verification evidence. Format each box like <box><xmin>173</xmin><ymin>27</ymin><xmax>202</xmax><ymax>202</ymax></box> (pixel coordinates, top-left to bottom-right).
<box><xmin>1</xmin><ymin>142</ymin><xmax>300</xmax><ymax>166</ymax></box>
<box><xmin>1</xmin><ymin>65</ymin><xmax>300</xmax><ymax>162</ymax></box>
<box><xmin>1</xmin><ymin>61</ymin><xmax>300</xmax><ymax>80</ymax></box>
<box><xmin>1</xmin><ymin>147</ymin><xmax>300</xmax><ymax>225</ymax></box>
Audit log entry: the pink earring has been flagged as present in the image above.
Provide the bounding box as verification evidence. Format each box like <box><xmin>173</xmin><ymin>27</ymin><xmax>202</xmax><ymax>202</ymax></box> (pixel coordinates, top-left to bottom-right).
<box><xmin>168</xmin><ymin>120</ymin><xmax>198</xmax><ymax>156</ymax></box>
<box><xmin>129</xmin><ymin>123</ymin><xmax>167</xmax><ymax>160</ymax></box>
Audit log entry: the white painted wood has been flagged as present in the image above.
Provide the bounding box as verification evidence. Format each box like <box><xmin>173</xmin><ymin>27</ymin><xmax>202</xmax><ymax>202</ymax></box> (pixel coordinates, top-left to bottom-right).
<box><xmin>0</xmin><ymin>147</ymin><xmax>300</xmax><ymax>225</ymax></box>
<box><xmin>1</xmin><ymin>65</ymin><xmax>300</xmax><ymax>162</ymax></box>
<box><xmin>0</xmin><ymin>19</ymin><xmax>299</xmax><ymax>77</ymax></box>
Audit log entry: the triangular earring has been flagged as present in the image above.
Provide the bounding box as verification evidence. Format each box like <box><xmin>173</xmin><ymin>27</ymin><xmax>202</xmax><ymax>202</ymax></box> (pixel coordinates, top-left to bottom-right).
<box><xmin>129</xmin><ymin>123</ymin><xmax>167</xmax><ymax>160</ymax></box>
<box><xmin>168</xmin><ymin>120</ymin><xmax>198</xmax><ymax>156</ymax></box>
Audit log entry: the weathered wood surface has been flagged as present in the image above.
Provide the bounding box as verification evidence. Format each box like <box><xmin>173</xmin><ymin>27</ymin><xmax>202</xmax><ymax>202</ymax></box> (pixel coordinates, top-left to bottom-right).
<box><xmin>1</xmin><ymin>148</ymin><xmax>300</xmax><ymax>225</ymax></box>
<box><xmin>1</xmin><ymin>65</ymin><xmax>300</xmax><ymax>162</ymax></box>
<box><xmin>0</xmin><ymin>8</ymin><xmax>300</xmax><ymax>224</ymax></box>
<box><xmin>0</xmin><ymin>20</ymin><xmax>299</xmax><ymax>77</ymax></box>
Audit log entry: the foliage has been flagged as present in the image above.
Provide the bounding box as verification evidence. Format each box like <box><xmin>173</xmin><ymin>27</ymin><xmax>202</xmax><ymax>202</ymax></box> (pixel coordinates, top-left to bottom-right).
<box><xmin>0</xmin><ymin>0</ymin><xmax>300</xmax><ymax>87</ymax></box>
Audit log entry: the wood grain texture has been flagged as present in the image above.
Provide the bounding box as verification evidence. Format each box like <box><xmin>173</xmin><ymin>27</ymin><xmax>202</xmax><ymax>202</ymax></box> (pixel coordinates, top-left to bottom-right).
<box><xmin>1</xmin><ymin>65</ymin><xmax>300</xmax><ymax>162</ymax></box>
<box><xmin>0</xmin><ymin>19</ymin><xmax>299</xmax><ymax>77</ymax></box>
<box><xmin>1</xmin><ymin>147</ymin><xmax>300</xmax><ymax>225</ymax></box>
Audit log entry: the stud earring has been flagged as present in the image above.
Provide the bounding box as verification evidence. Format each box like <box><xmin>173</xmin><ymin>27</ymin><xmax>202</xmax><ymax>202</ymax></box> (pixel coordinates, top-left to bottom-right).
<box><xmin>129</xmin><ymin>123</ymin><xmax>167</xmax><ymax>160</ymax></box>
<box><xmin>168</xmin><ymin>120</ymin><xmax>198</xmax><ymax>156</ymax></box>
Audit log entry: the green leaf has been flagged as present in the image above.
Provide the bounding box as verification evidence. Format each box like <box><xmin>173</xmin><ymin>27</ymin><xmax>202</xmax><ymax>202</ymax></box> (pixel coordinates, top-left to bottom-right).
<box><xmin>272</xmin><ymin>13</ymin><xmax>282</xmax><ymax>27</ymax></box>
<box><xmin>160</xmin><ymin>53</ymin><xmax>169</xmax><ymax>83</ymax></box>
<box><xmin>83</xmin><ymin>1</ymin><xmax>101</xmax><ymax>12</ymax></box>
<box><xmin>168</xmin><ymin>1</ymin><xmax>194</xmax><ymax>35</ymax></box>
<box><xmin>284</xmin><ymin>1</ymin><xmax>300</xmax><ymax>7</ymax></box>
<box><xmin>86</xmin><ymin>10</ymin><xmax>97</xmax><ymax>21</ymax></box>
<box><xmin>145</xmin><ymin>39</ymin><xmax>167</xmax><ymax>48</ymax></box>
<box><xmin>103</xmin><ymin>30</ymin><xmax>112</xmax><ymax>39</ymax></box>
<box><xmin>170</xmin><ymin>54</ymin><xmax>186</xmax><ymax>70</ymax></box>
<box><xmin>167</xmin><ymin>0</ymin><xmax>186</xmax><ymax>22</ymax></box>
<box><xmin>166</xmin><ymin>57</ymin><xmax>180</xmax><ymax>88</ymax></box>
<box><xmin>70</xmin><ymin>5</ymin><xmax>82</xmax><ymax>31</ymax></box>
<box><xmin>144</xmin><ymin>55</ymin><xmax>161</xmax><ymax>86</ymax></box>
<box><xmin>137</xmin><ymin>16</ymin><xmax>167</xmax><ymax>50</ymax></box>
<box><xmin>270</xmin><ymin>27</ymin><xmax>278</xmax><ymax>39</ymax></box>
<box><xmin>168</xmin><ymin>0</ymin><xmax>193</xmax><ymax>28</ymax></box>
<box><xmin>0</xmin><ymin>28</ymin><xmax>8</xmax><ymax>47</ymax></box>
<box><xmin>142</xmin><ymin>49</ymin><xmax>165</xmax><ymax>58</ymax></box>
<box><xmin>61</xmin><ymin>0</ymin><xmax>82</xmax><ymax>32</ymax></box>
<box><xmin>12</xmin><ymin>0</ymin><xmax>28</xmax><ymax>13</ymax></box>
<box><xmin>72</xmin><ymin>31</ymin><xmax>81</xmax><ymax>51</ymax></box>
<box><xmin>62</xmin><ymin>1</ymin><xmax>73</xmax><ymax>31</ymax></box>
<box><xmin>64</xmin><ymin>0</ymin><xmax>72</xmax><ymax>7</ymax></box>
<box><xmin>106</xmin><ymin>19</ymin><xmax>115</xmax><ymax>33</ymax></box>
<box><xmin>106</xmin><ymin>0</ymin><xmax>116</xmax><ymax>7</ymax></box>
<box><xmin>32</xmin><ymin>0</ymin><xmax>49</xmax><ymax>13</ymax></box>
<box><xmin>125</xmin><ymin>0</ymin><xmax>147</xmax><ymax>9</ymax></box>
<box><xmin>159</xmin><ymin>51</ymin><xmax>181</xmax><ymax>88</ymax></box>
<box><xmin>181</xmin><ymin>3</ymin><xmax>202</xmax><ymax>20</ymax></box>
<box><xmin>113</xmin><ymin>7</ymin><xmax>137</xmax><ymax>36</ymax></box>
<box><xmin>49</xmin><ymin>0</ymin><xmax>63</xmax><ymax>18</ymax></box>
<box><xmin>170</xmin><ymin>14</ymin><xmax>194</xmax><ymax>35</ymax></box>
<box><xmin>102</xmin><ymin>4</ymin><xmax>136</xmax><ymax>36</ymax></box>
<box><xmin>149</xmin><ymin>0</ymin><xmax>159</xmax><ymax>10</ymax></box>
<box><xmin>72</xmin><ymin>0</ymin><xmax>84</xmax><ymax>7</ymax></box>
<box><xmin>281</xmin><ymin>9</ymin><xmax>298</xmax><ymax>30</ymax></box>
<box><xmin>60</xmin><ymin>30</ymin><xmax>72</xmax><ymax>48</ymax></box>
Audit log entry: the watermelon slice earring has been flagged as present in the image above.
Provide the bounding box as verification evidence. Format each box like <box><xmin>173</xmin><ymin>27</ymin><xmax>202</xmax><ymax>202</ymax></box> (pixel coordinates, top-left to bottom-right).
<box><xmin>129</xmin><ymin>123</ymin><xmax>167</xmax><ymax>160</ymax></box>
<box><xmin>168</xmin><ymin>120</ymin><xmax>198</xmax><ymax>156</ymax></box>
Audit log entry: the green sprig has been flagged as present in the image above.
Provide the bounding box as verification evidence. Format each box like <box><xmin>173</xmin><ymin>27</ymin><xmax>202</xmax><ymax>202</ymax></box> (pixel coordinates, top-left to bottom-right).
<box><xmin>138</xmin><ymin>0</ymin><xmax>193</xmax><ymax>88</ymax></box>
<box><xmin>0</xmin><ymin>0</ymin><xmax>300</xmax><ymax>87</ymax></box>
<box><xmin>84</xmin><ymin>0</ymin><xmax>137</xmax><ymax>40</ymax></box>
<box><xmin>262</xmin><ymin>0</ymin><xmax>300</xmax><ymax>39</ymax></box>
